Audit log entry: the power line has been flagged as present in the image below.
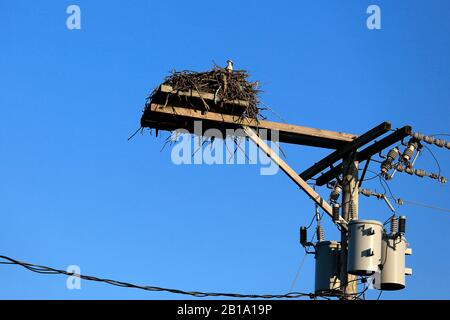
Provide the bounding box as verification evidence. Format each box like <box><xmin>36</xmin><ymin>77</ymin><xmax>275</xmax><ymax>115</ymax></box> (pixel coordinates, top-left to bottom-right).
<box><xmin>289</xmin><ymin>252</ymin><xmax>308</xmax><ymax>292</ymax></box>
<box><xmin>423</xmin><ymin>145</ymin><xmax>442</xmax><ymax>177</ymax></box>
<box><xmin>290</xmin><ymin>214</ymin><xmax>320</xmax><ymax>291</ymax></box>
<box><xmin>430</xmin><ymin>133</ymin><xmax>450</xmax><ymax>137</ymax></box>
<box><xmin>0</xmin><ymin>254</ymin><xmax>374</xmax><ymax>300</ymax></box>
<box><xmin>0</xmin><ymin>255</ymin><xmax>312</xmax><ymax>299</ymax></box>
<box><xmin>377</xmin><ymin>290</ymin><xmax>383</xmax><ymax>300</ymax></box>
<box><xmin>397</xmin><ymin>198</ymin><xmax>450</xmax><ymax>213</ymax></box>
<box><xmin>378</xmin><ymin>175</ymin><xmax>398</xmax><ymax>201</ymax></box>
<box><xmin>360</xmin><ymin>184</ymin><xmax>450</xmax><ymax>214</ymax></box>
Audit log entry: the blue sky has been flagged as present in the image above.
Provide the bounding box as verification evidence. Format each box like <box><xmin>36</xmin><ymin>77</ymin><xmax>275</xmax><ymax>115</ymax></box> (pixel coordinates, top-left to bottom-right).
<box><xmin>1</xmin><ymin>0</ymin><xmax>449</xmax><ymax>299</ymax></box>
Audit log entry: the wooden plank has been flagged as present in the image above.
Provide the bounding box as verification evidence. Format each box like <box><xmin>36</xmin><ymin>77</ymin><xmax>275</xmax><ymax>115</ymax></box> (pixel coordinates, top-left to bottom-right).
<box><xmin>315</xmin><ymin>164</ymin><xmax>344</xmax><ymax>187</ymax></box>
<box><xmin>315</xmin><ymin>126</ymin><xmax>413</xmax><ymax>186</ymax></box>
<box><xmin>159</xmin><ymin>85</ymin><xmax>249</xmax><ymax>107</ymax></box>
<box><xmin>299</xmin><ymin>122</ymin><xmax>391</xmax><ymax>181</ymax></box>
<box><xmin>357</xmin><ymin>125</ymin><xmax>412</xmax><ymax>162</ymax></box>
<box><xmin>242</xmin><ymin>126</ymin><xmax>348</xmax><ymax>231</ymax></box>
<box><xmin>141</xmin><ymin>103</ymin><xmax>358</xmax><ymax>149</ymax></box>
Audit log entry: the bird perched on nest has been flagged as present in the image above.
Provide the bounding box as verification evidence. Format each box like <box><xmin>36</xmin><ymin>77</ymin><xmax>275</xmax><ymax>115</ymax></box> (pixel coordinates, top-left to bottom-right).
<box><xmin>220</xmin><ymin>60</ymin><xmax>234</xmax><ymax>101</ymax></box>
<box><xmin>225</xmin><ymin>59</ymin><xmax>234</xmax><ymax>72</ymax></box>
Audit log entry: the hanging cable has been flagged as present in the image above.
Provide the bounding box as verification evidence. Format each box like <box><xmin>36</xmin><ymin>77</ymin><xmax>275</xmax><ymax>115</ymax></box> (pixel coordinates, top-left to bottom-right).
<box><xmin>359</xmin><ymin>187</ymin><xmax>450</xmax><ymax>213</ymax></box>
<box><xmin>423</xmin><ymin>145</ymin><xmax>442</xmax><ymax>177</ymax></box>
<box><xmin>0</xmin><ymin>255</ymin><xmax>312</xmax><ymax>299</ymax></box>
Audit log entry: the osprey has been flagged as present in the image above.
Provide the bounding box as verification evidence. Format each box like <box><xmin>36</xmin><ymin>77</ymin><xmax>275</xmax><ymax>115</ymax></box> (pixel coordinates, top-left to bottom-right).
<box><xmin>225</xmin><ymin>59</ymin><xmax>234</xmax><ymax>72</ymax></box>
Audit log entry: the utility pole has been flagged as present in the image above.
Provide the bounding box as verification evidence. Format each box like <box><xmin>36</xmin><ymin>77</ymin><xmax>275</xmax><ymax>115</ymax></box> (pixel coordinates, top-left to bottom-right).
<box><xmin>142</xmin><ymin>86</ymin><xmax>417</xmax><ymax>299</ymax></box>
<box><xmin>340</xmin><ymin>154</ymin><xmax>359</xmax><ymax>299</ymax></box>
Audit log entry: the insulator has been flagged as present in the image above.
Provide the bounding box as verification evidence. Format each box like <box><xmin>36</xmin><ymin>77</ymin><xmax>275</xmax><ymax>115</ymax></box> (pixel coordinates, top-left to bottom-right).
<box><xmin>361</xmin><ymin>188</ymin><xmax>373</xmax><ymax>197</ymax></box>
<box><xmin>398</xmin><ymin>216</ymin><xmax>406</xmax><ymax>235</ymax></box>
<box><xmin>423</xmin><ymin>135</ymin><xmax>434</xmax><ymax>144</ymax></box>
<box><xmin>300</xmin><ymin>226</ymin><xmax>307</xmax><ymax>246</ymax></box>
<box><xmin>381</xmin><ymin>147</ymin><xmax>399</xmax><ymax>175</ymax></box>
<box><xmin>330</xmin><ymin>183</ymin><xmax>342</xmax><ymax>202</ymax></box>
<box><xmin>439</xmin><ymin>176</ymin><xmax>448</xmax><ymax>184</ymax></box>
<box><xmin>402</xmin><ymin>139</ymin><xmax>419</xmax><ymax>163</ymax></box>
<box><xmin>412</xmin><ymin>132</ymin><xmax>424</xmax><ymax>141</ymax></box>
<box><xmin>429</xmin><ymin>173</ymin><xmax>439</xmax><ymax>179</ymax></box>
<box><xmin>316</xmin><ymin>225</ymin><xmax>325</xmax><ymax>242</ymax></box>
<box><xmin>434</xmin><ymin>139</ymin><xmax>445</xmax><ymax>148</ymax></box>
<box><xmin>387</xmin><ymin>147</ymin><xmax>400</xmax><ymax>161</ymax></box>
<box><xmin>415</xmin><ymin>169</ymin><xmax>426</xmax><ymax>177</ymax></box>
<box><xmin>446</xmin><ymin>141</ymin><xmax>450</xmax><ymax>150</ymax></box>
<box><xmin>404</xmin><ymin>166</ymin><xmax>414</xmax><ymax>175</ymax></box>
<box><xmin>402</xmin><ymin>147</ymin><xmax>414</xmax><ymax>162</ymax></box>
<box><xmin>332</xmin><ymin>203</ymin><xmax>340</xmax><ymax>222</ymax></box>
<box><xmin>390</xmin><ymin>216</ymin><xmax>398</xmax><ymax>236</ymax></box>
<box><xmin>380</xmin><ymin>163</ymin><xmax>390</xmax><ymax>176</ymax></box>
<box><xmin>328</xmin><ymin>180</ymin><xmax>338</xmax><ymax>188</ymax></box>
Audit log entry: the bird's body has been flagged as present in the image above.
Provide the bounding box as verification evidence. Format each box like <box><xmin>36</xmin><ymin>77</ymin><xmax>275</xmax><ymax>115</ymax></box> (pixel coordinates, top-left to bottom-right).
<box><xmin>222</xmin><ymin>60</ymin><xmax>234</xmax><ymax>97</ymax></box>
<box><xmin>225</xmin><ymin>59</ymin><xmax>234</xmax><ymax>72</ymax></box>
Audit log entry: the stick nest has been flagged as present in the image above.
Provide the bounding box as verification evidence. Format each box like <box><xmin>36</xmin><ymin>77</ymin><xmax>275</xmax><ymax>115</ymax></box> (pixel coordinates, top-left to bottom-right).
<box><xmin>146</xmin><ymin>65</ymin><xmax>262</xmax><ymax>120</ymax></box>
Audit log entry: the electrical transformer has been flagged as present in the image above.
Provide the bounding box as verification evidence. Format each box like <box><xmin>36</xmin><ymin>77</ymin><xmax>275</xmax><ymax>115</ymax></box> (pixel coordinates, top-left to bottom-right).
<box><xmin>379</xmin><ymin>235</ymin><xmax>412</xmax><ymax>290</ymax></box>
<box><xmin>315</xmin><ymin>241</ymin><xmax>341</xmax><ymax>295</ymax></box>
<box><xmin>347</xmin><ymin>220</ymin><xmax>383</xmax><ymax>275</ymax></box>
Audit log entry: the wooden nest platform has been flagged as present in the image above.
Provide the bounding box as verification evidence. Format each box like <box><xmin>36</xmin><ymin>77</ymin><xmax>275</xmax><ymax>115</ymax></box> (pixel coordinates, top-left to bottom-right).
<box><xmin>140</xmin><ymin>100</ymin><xmax>357</xmax><ymax>149</ymax></box>
<box><xmin>139</xmin><ymin>66</ymin><xmax>357</xmax><ymax>149</ymax></box>
<box><xmin>146</xmin><ymin>67</ymin><xmax>261</xmax><ymax>119</ymax></box>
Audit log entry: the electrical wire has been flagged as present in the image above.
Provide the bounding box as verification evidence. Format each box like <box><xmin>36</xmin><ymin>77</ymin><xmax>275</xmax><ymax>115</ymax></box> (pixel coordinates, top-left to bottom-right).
<box><xmin>378</xmin><ymin>175</ymin><xmax>398</xmax><ymax>201</ymax></box>
<box><xmin>377</xmin><ymin>174</ymin><xmax>400</xmax><ymax>226</ymax></box>
<box><xmin>377</xmin><ymin>290</ymin><xmax>383</xmax><ymax>300</ymax></box>
<box><xmin>289</xmin><ymin>252</ymin><xmax>308</xmax><ymax>292</ymax></box>
<box><xmin>291</xmin><ymin>209</ymin><xmax>323</xmax><ymax>291</ymax></box>
<box><xmin>0</xmin><ymin>255</ymin><xmax>312</xmax><ymax>299</ymax></box>
<box><xmin>390</xmin><ymin>198</ymin><xmax>450</xmax><ymax>213</ymax></box>
<box><xmin>360</xmin><ymin>171</ymin><xmax>381</xmax><ymax>182</ymax></box>
<box><xmin>430</xmin><ymin>133</ymin><xmax>450</xmax><ymax>137</ymax></box>
<box><xmin>322</xmin><ymin>278</ymin><xmax>369</xmax><ymax>300</ymax></box>
<box><xmin>423</xmin><ymin>145</ymin><xmax>441</xmax><ymax>177</ymax></box>
<box><xmin>290</xmin><ymin>197</ymin><xmax>328</xmax><ymax>291</ymax></box>
<box><xmin>360</xmin><ymin>168</ymin><xmax>450</xmax><ymax>213</ymax></box>
<box><xmin>356</xmin><ymin>286</ymin><xmax>369</xmax><ymax>300</ymax></box>
<box><xmin>304</xmin><ymin>210</ymin><xmax>318</xmax><ymax>230</ymax></box>
<box><xmin>305</xmin><ymin>187</ymin><xmax>325</xmax><ymax>230</ymax></box>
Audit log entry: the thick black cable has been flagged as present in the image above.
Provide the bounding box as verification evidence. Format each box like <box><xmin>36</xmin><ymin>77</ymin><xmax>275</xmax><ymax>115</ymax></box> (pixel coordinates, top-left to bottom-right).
<box><xmin>0</xmin><ymin>255</ymin><xmax>312</xmax><ymax>299</ymax></box>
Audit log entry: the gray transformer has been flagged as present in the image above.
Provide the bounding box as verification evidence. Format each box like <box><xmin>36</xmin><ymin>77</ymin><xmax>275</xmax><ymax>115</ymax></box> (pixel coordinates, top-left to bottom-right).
<box><xmin>315</xmin><ymin>241</ymin><xmax>341</xmax><ymax>295</ymax></box>
<box><xmin>347</xmin><ymin>220</ymin><xmax>383</xmax><ymax>275</ymax></box>
<box><xmin>380</xmin><ymin>236</ymin><xmax>412</xmax><ymax>290</ymax></box>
